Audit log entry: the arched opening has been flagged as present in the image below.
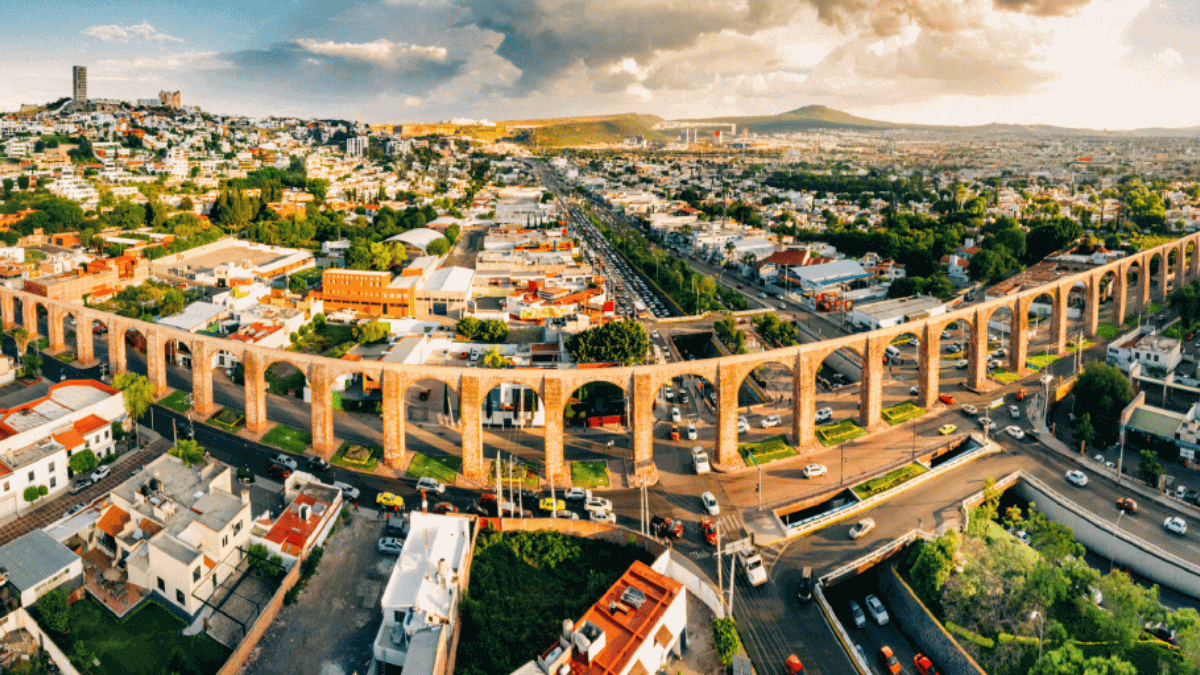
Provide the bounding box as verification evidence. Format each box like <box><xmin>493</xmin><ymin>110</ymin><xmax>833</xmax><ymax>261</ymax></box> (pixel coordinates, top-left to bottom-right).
<box><xmin>734</xmin><ymin>359</ymin><xmax>796</xmax><ymax>461</ymax></box>
<box><xmin>814</xmin><ymin>344</ymin><xmax>866</xmax><ymax>451</ymax></box>
<box><xmin>1150</xmin><ymin>252</ymin><xmax>1165</xmax><ymax>302</ymax></box>
<box><xmin>34</xmin><ymin>302</ymin><xmax>48</xmax><ymax>337</ymax></box>
<box><xmin>1125</xmin><ymin>260</ymin><xmax>1143</xmax><ymax>321</ymax></box>
<box><xmin>123</xmin><ymin>326</ymin><xmax>148</xmax><ymax>376</ymax></box>
<box><xmin>263</xmin><ymin>359</ymin><xmax>310</xmax><ymax>401</ymax></box>
<box><xmin>1097</xmin><ymin>270</ymin><xmax>1118</xmax><ymax>327</ymax></box>
<box><xmin>886</xmin><ymin>330</ymin><xmax>921</xmax><ymax>406</ymax></box>
<box><xmin>88</xmin><ymin>318</ymin><xmax>109</xmax><ymax>367</ymax></box>
<box><xmin>10</xmin><ymin>297</ymin><xmax>23</xmax><ymax>330</ymax></box>
<box><xmin>560</xmin><ymin>380</ymin><xmax>631</xmax><ymax>487</ymax></box>
<box><xmin>1187</xmin><ymin>242</ymin><xmax>1196</xmax><ymax>280</ymax></box>
<box><xmin>481</xmin><ymin>381</ymin><xmax>546</xmax><ymax>506</ymax></box>
<box><xmin>58</xmin><ymin>310</ymin><xmax>77</xmax><ymax>357</ymax></box>
<box><xmin>655</xmin><ymin>372</ymin><xmax>717</xmax><ymax>452</ymax></box>
<box><xmin>1025</xmin><ymin>292</ymin><xmax>1056</xmax><ymax>364</ymax></box>
<box><xmin>940</xmin><ymin>318</ymin><xmax>974</xmax><ymax>391</ymax></box>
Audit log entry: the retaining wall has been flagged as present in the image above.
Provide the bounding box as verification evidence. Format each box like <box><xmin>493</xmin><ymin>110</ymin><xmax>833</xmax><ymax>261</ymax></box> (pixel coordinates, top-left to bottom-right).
<box><xmin>1016</xmin><ymin>473</ymin><xmax>1200</xmax><ymax>598</ymax></box>
<box><xmin>15</xmin><ymin>607</ymin><xmax>81</xmax><ymax>675</ymax></box>
<box><xmin>651</xmin><ymin>549</ymin><xmax>725</xmax><ymax>619</ymax></box>
<box><xmin>877</xmin><ymin>566</ymin><xmax>987</xmax><ymax>675</ymax></box>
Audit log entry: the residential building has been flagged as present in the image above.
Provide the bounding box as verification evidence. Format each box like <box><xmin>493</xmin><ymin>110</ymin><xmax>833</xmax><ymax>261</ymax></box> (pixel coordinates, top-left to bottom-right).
<box><xmin>1107</xmin><ymin>331</ymin><xmax>1182</xmax><ymax>375</ymax></box>
<box><xmin>0</xmin><ymin>380</ymin><xmax>124</xmax><ymax>518</ymax></box>
<box><xmin>95</xmin><ymin>453</ymin><xmax>252</xmax><ymax>618</ymax></box>
<box><xmin>252</xmin><ymin>472</ymin><xmax>341</xmax><ymax>559</ymax></box>
<box><xmin>346</xmin><ymin>136</ymin><xmax>369</xmax><ymax>157</ymax></box>
<box><xmin>373</xmin><ymin>512</ymin><xmax>471</xmax><ymax>672</ymax></box>
<box><xmin>0</xmin><ymin>530</ymin><xmax>82</xmax><ymax>611</ymax></box>
<box><xmin>72</xmin><ymin>66</ymin><xmax>86</xmax><ymax>103</ymax></box>
<box><xmin>482</xmin><ymin>382</ymin><xmax>545</xmax><ymax>427</ymax></box>
<box><xmin>159</xmin><ymin>91</ymin><xmax>181</xmax><ymax>109</ymax></box>
<box><xmin>515</xmin><ymin>560</ymin><xmax>686</xmax><ymax>675</ymax></box>
<box><xmin>24</xmin><ymin>255</ymin><xmax>149</xmax><ymax>303</ymax></box>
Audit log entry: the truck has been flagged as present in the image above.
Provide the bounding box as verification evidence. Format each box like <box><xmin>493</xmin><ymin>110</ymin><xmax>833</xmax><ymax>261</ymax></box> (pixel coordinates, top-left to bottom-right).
<box><xmin>633</xmin><ymin>300</ymin><xmax>648</xmax><ymax>318</ymax></box>
<box><xmin>738</xmin><ymin>549</ymin><xmax>767</xmax><ymax>587</ymax></box>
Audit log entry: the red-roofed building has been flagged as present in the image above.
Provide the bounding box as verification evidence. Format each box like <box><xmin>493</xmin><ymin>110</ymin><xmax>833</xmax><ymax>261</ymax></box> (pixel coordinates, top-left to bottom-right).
<box><xmin>256</xmin><ymin>475</ymin><xmax>342</xmax><ymax>559</ymax></box>
<box><xmin>527</xmin><ymin>560</ymin><xmax>686</xmax><ymax>675</ymax></box>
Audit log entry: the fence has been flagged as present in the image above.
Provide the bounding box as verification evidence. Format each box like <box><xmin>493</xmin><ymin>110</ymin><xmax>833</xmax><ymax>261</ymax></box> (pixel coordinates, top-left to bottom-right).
<box><xmin>650</xmin><ymin>550</ymin><xmax>725</xmax><ymax>619</ymax></box>
<box><xmin>14</xmin><ymin>607</ymin><xmax>82</xmax><ymax>675</ymax></box>
<box><xmin>215</xmin><ymin>550</ymin><xmax>304</xmax><ymax>675</ymax></box>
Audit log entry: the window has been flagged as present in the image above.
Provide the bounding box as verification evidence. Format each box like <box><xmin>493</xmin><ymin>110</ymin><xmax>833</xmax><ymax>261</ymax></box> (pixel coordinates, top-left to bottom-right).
<box><xmin>192</xmin><ymin>567</ymin><xmax>200</xmax><ymax>583</ymax></box>
<box><xmin>222</xmin><ymin>535</ymin><xmax>228</xmax><ymax>548</ymax></box>
<box><xmin>3</xmin><ymin>482</ymin><xmax>8</xmax><ymax>492</ymax></box>
<box><xmin>233</xmin><ymin>520</ymin><xmax>243</xmax><ymax>535</ymax></box>
<box><xmin>49</xmin><ymin>477</ymin><xmax>55</xmax><ymax>488</ymax></box>
<box><xmin>26</xmin><ymin>471</ymin><xmax>33</xmax><ymax>482</ymax></box>
<box><xmin>158</xmin><ymin>577</ymin><xmax>165</xmax><ymax>591</ymax></box>
<box><xmin>48</xmin><ymin>462</ymin><xmax>54</xmax><ymax>473</ymax></box>
<box><xmin>176</xmin><ymin>589</ymin><xmax>185</xmax><ymax>604</ymax></box>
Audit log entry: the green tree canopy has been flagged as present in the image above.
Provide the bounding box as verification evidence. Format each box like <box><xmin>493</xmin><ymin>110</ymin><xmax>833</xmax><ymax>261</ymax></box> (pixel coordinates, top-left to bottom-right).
<box><xmin>169</xmin><ymin>439</ymin><xmax>205</xmax><ymax>467</ymax></box>
<box><xmin>353</xmin><ymin>321</ymin><xmax>390</xmax><ymax>344</ymax></box>
<box><xmin>1071</xmin><ymin>362</ymin><xmax>1134</xmax><ymax>445</ymax></box>
<box><xmin>67</xmin><ymin>449</ymin><xmax>98</xmax><ymax>475</ymax></box>
<box><xmin>566</xmin><ymin>320</ymin><xmax>648</xmax><ymax>366</ymax></box>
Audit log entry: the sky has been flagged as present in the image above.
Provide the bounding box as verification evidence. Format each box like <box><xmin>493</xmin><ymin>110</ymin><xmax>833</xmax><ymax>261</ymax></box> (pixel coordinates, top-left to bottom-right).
<box><xmin>1</xmin><ymin>0</ymin><xmax>1197</xmax><ymax>129</ymax></box>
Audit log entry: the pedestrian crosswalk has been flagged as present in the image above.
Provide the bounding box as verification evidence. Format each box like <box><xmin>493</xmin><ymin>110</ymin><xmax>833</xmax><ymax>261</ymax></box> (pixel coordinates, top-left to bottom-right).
<box><xmin>713</xmin><ymin>513</ymin><xmax>744</xmax><ymax>539</ymax></box>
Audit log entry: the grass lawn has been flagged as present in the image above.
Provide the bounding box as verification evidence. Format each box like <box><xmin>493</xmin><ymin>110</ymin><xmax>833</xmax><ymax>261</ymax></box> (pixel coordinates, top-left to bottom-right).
<box><xmin>739</xmin><ymin>434</ymin><xmax>799</xmax><ymax>466</ymax></box>
<box><xmin>1026</xmin><ymin>352</ymin><xmax>1061</xmax><ymax>370</ymax></box>
<box><xmin>406</xmin><ymin>452</ymin><xmax>461</xmax><ymax>484</ymax></box>
<box><xmin>38</xmin><ymin>597</ymin><xmax>229</xmax><ymax>675</ymax></box>
<box><xmin>1097</xmin><ymin>323</ymin><xmax>1121</xmax><ymax>339</ymax></box>
<box><xmin>456</xmin><ymin>531</ymin><xmax>654</xmax><ymax>675</ymax></box>
<box><xmin>207</xmin><ymin>407</ymin><xmax>244</xmax><ymax>433</ymax></box>
<box><xmin>1066</xmin><ymin>339</ymin><xmax>1096</xmax><ymax>352</ymax></box>
<box><xmin>1147</xmin><ymin>301</ymin><xmax>1165</xmax><ymax>315</ymax></box>
<box><xmin>991</xmin><ymin>369</ymin><xmax>1022</xmax><ymax>384</ymax></box>
<box><xmin>159</xmin><ymin>390</ymin><xmax>191</xmax><ymax>413</ymax></box>
<box><xmin>571</xmin><ymin>460</ymin><xmax>609</xmax><ymax>488</ymax></box>
<box><xmin>1124</xmin><ymin>315</ymin><xmax>1140</xmax><ymax>327</ymax></box>
<box><xmin>260</xmin><ymin>424</ymin><xmax>312</xmax><ymax>454</ymax></box>
<box><xmin>57</xmin><ymin>351</ymin><xmax>77</xmax><ymax>363</ymax></box>
<box><xmin>816</xmin><ymin>420</ymin><xmax>868</xmax><ymax>447</ymax></box>
<box><xmin>488</xmin><ymin>458</ymin><xmax>543</xmax><ymax>489</ymax></box>
<box><xmin>881</xmin><ymin>402</ymin><xmax>927</xmax><ymax>425</ymax></box>
<box><xmin>852</xmin><ymin>463</ymin><xmax>928</xmax><ymax>499</ymax></box>
<box><xmin>332</xmin><ymin>441</ymin><xmax>383</xmax><ymax>473</ymax></box>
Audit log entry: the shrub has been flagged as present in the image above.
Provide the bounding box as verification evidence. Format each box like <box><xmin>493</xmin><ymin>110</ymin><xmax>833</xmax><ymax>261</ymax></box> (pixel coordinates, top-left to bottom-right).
<box><xmin>712</xmin><ymin>618</ymin><xmax>740</xmax><ymax>666</ymax></box>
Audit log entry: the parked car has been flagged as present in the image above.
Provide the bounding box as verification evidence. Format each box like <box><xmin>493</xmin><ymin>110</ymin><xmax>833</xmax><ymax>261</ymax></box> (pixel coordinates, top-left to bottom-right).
<box><xmin>431</xmin><ymin>502</ymin><xmax>458</xmax><ymax>514</ymax></box>
<box><xmin>71</xmin><ymin>476</ymin><xmax>93</xmax><ymax>494</ymax></box>
<box><xmin>701</xmin><ymin>491</ymin><xmax>720</xmax><ymax>516</ymax></box>
<box><xmin>1165</xmin><ymin>517</ymin><xmax>1188</xmax><ymax>535</ymax></box>
<box><xmin>63</xmin><ymin>503</ymin><xmax>86</xmax><ymax>518</ymax></box>
<box><xmin>849</xmin><ymin>518</ymin><xmax>876</xmax><ymax>540</ymax></box>
<box><xmin>865</xmin><ymin>594</ymin><xmax>889</xmax><ymax>625</ymax></box>
<box><xmin>91</xmin><ymin>465</ymin><xmax>111</xmax><ymax>482</ymax></box>
<box><xmin>803</xmin><ymin>463</ymin><xmax>827</xmax><ymax>478</ymax></box>
<box><xmin>815</xmin><ymin>407</ymin><xmax>833</xmax><ymax>424</ymax></box>
<box><xmin>306</xmin><ymin>456</ymin><xmax>331</xmax><ymax>472</ymax></box>
<box><xmin>564</xmin><ymin>487</ymin><xmax>591</xmax><ymax>502</ymax></box>
<box><xmin>1065</xmin><ymin>470</ymin><xmax>1088</xmax><ymax>487</ymax></box>
<box><xmin>415</xmin><ymin>477</ymin><xmax>446</xmax><ymax>495</ymax></box>
<box><xmin>848</xmin><ymin>599</ymin><xmax>866</xmax><ymax>628</ymax></box>
<box><xmin>271</xmin><ymin>454</ymin><xmax>297</xmax><ymax>471</ymax></box>
<box><xmin>332</xmin><ymin>481</ymin><xmax>360</xmax><ymax>500</ymax></box>
<box><xmin>266</xmin><ymin>463</ymin><xmax>291</xmax><ymax>480</ymax></box>
<box><xmin>913</xmin><ymin>653</ymin><xmax>941</xmax><ymax>675</ymax></box>
<box><xmin>878</xmin><ymin>646</ymin><xmax>902</xmax><ymax>675</ymax></box>
<box><xmin>760</xmin><ymin>414</ymin><xmax>782</xmax><ymax>428</ymax></box>
<box><xmin>377</xmin><ymin>537</ymin><xmax>403</xmax><ymax>555</ymax></box>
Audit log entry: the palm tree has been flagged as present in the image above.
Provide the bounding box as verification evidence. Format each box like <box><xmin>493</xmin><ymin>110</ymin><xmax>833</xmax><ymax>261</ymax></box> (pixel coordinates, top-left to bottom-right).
<box><xmin>724</xmin><ymin>241</ymin><xmax>736</xmax><ymax>262</ymax></box>
<box><xmin>169</xmin><ymin>439</ymin><xmax>205</xmax><ymax>467</ymax></box>
<box><xmin>10</xmin><ymin>327</ymin><xmax>31</xmax><ymax>367</ymax></box>
<box><xmin>112</xmin><ymin>373</ymin><xmax>155</xmax><ymax>449</ymax></box>
<box><xmin>480</xmin><ymin>346</ymin><xmax>510</xmax><ymax>369</ymax></box>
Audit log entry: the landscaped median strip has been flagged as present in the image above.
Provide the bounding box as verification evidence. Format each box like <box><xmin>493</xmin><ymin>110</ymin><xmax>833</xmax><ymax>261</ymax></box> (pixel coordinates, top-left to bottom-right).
<box><xmin>852</xmin><ymin>463</ymin><xmax>927</xmax><ymax>500</ymax></box>
<box><xmin>738</xmin><ymin>435</ymin><xmax>799</xmax><ymax>467</ymax></box>
<box><xmin>815</xmin><ymin>419</ymin><xmax>867</xmax><ymax>447</ymax></box>
<box><xmin>881</xmin><ymin>402</ymin><xmax>926</xmax><ymax>425</ymax></box>
<box><xmin>571</xmin><ymin>460</ymin><xmax>609</xmax><ymax>488</ymax></box>
<box><xmin>771</xmin><ymin>438</ymin><xmax>1002</xmax><ymax>541</ymax></box>
<box><xmin>405</xmin><ymin>452</ymin><xmax>461</xmax><ymax>484</ymax></box>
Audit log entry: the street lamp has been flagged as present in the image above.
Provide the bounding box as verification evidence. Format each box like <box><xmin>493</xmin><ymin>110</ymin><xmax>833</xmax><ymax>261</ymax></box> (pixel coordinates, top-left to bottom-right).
<box><xmin>1030</xmin><ymin>611</ymin><xmax>1045</xmax><ymax>665</ymax></box>
<box><xmin>1111</xmin><ymin>508</ymin><xmax>1126</xmax><ymax>571</ymax></box>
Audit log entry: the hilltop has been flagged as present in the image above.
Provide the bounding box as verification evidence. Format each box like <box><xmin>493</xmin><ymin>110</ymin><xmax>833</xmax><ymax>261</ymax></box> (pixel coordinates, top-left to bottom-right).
<box><xmin>498</xmin><ymin>113</ymin><xmax>672</xmax><ymax>147</ymax></box>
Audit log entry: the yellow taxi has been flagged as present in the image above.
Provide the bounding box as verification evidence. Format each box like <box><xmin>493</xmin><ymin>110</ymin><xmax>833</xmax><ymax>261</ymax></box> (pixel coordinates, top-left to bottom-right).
<box><xmin>376</xmin><ymin>492</ymin><xmax>405</xmax><ymax>508</ymax></box>
<box><xmin>938</xmin><ymin>424</ymin><xmax>957</xmax><ymax>436</ymax></box>
<box><xmin>539</xmin><ymin>497</ymin><xmax>566</xmax><ymax>512</ymax></box>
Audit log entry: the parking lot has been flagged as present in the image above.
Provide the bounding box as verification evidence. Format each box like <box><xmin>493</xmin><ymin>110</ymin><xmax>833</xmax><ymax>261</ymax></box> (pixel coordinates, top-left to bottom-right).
<box><xmin>247</xmin><ymin>511</ymin><xmax>391</xmax><ymax>675</ymax></box>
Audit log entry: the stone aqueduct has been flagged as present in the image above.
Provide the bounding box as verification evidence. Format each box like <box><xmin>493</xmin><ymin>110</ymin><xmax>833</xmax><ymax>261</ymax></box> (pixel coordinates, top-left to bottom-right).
<box><xmin>2</xmin><ymin>233</ymin><xmax>1198</xmax><ymax>485</ymax></box>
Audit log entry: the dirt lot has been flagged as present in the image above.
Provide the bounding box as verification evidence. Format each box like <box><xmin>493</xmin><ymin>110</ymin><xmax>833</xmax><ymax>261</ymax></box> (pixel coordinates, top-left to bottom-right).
<box><xmin>245</xmin><ymin>510</ymin><xmax>392</xmax><ymax>675</ymax></box>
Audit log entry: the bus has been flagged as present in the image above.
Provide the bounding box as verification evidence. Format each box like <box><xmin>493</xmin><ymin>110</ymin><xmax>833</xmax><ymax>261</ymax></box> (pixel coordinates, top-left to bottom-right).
<box><xmin>634</xmin><ymin>301</ymin><xmax>648</xmax><ymax>318</ymax></box>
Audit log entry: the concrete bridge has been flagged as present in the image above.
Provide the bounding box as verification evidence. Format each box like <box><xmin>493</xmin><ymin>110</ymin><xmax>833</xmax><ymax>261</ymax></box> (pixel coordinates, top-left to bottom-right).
<box><xmin>1</xmin><ymin>233</ymin><xmax>1195</xmax><ymax>484</ymax></box>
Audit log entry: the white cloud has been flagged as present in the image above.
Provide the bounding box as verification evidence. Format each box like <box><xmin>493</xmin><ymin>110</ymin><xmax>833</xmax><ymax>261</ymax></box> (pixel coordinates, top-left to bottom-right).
<box><xmin>405</xmin><ymin>96</ymin><xmax>422</xmax><ymax>106</ymax></box>
<box><xmin>1156</xmin><ymin>47</ymin><xmax>1184</xmax><ymax>67</ymax></box>
<box><xmin>81</xmin><ymin>20</ymin><xmax>182</xmax><ymax>44</ymax></box>
<box><xmin>294</xmin><ymin>38</ymin><xmax>447</xmax><ymax>65</ymax></box>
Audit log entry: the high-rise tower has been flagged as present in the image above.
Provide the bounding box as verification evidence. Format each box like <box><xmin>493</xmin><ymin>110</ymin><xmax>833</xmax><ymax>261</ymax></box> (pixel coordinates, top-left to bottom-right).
<box><xmin>72</xmin><ymin>66</ymin><xmax>87</xmax><ymax>102</ymax></box>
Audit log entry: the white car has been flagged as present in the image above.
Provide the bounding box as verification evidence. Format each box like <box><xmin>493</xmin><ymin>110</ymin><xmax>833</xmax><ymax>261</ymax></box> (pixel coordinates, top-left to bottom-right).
<box><xmin>815</xmin><ymin>407</ymin><xmax>833</xmax><ymax>424</ymax></box>
<box><xmin>1040</xmin><ymin>373</ymin><xmax>1055</xmax><ymax>385</ymax></box>
<box><xmin>1005</xmin><ymin>426</ymin><xmax>1025</xmax><ymax>439</ymax></box>
<box><xmin>686</xmin><ymin>423</ymin><xmax>698</xmax><ymax>441</ymax></box>
<box><xmin>961</xmin><ymin>404</ymin><xmax>978</xmax><ymax>416</ymax></box>
<box><xmin>701</xmin><ymin>491</ymin><xmax>720</xmax><ymax>516</ymax></box>
<box><xmin>848</xmin><ymin>600</ymin><xmax>867</xmax><ymax>628</ymax></box>
<box><xmin>333</xmin><ymin>481</ymin><xmax>361</xmax><ymax>501</ymax></box>
<box><xmin>907</xmin><ymin>338</ymin><xmax>919</xmax><ymax>346</ymax></box>
<box><xmin>910</xmin><ymin>385</ymin><xmax>919</xmax><ymax>396</ymax></box>
<box><xmin>849</xmin><ymin>518</ymin><xmax>876</xmax><ymax>540</ymax></box>
<box><xmin>1066</xmin><ymin>470</ymin><xmax>1088</xmax><ymax>487</ymax></box>
<box><xmin>760</xmin><ymin>414</ymin><xmax>782</xmax><ymax>428</ymax></box>
<box><xmin>941</xmin><ymin>330</ymin><xmax>952</xmax><ymax>339</ymax></box>
<box><xmin>91</xmin><ymin>465</ymin><xmax>112</xmax><ymax>482</ymax></box>
<box><xmin>272</xmin><ymin>454</ymin><xmax>297</xmax><ymax>471</ymax></box>
<box><xmin>1009</xmin><ymin>405</ymin><xmax>1021</xmax><ymax>419</ymax></box>
<box><xmin>803</xmin><ymin>463</ymin><xmax>827</xmax><ymax>478</ymax></box>
<box><xmin>737</xmin><ymin>416</ymin><xmax>750</xmax><ymax>434</ymax></box>
<box><xmin>978</xmin><ymin>417</ymin><xmax>997</xmax><ymax>431</ymax></box>
<box><xmin>564</xmin><ymin>487</ymin><xmax>591</xmax><ymax>502</ymax></box>
<box><xmin>1164</xmin><ymin>517</ymin><xmax>1188</xmax><ymax>535</ymax></box>
<box><xmin>377</xmin><ymin>537</ymin><xmax>404</xmax><ymax>555</ymax></box>
<box><xmin>670</xmin><ymin>407</ymin><xmax>681</xmax><ymax>423</ymax></box>
<box><xmin>415</xmin><ymin>477</ymin><xmax>446</xmax><ymax>494</ymax></box>
<box><xmin>691</xmin><ymin>447</ymin><xmax>711</xmax><ymax>474</ymax></box>
<box><xmin>663</xmin><ymin>386</ymin><xmax>675</xmax><ymax>402</ymax></box>
<box><xmin>956</xmin><ymin>359</ymin><xmax>969</xmax><ymax>369</ymax></box>
<box><xmin>585</xmin><ymin>497</ymin><xmax>613</xmax><ymax>514</ymax></box>
<box><xmin>865</xmin><ymin>594</ymin><xmax>889</xmax><ymax>626</ymax></box>
<box><xmin>589</xmin><ymin>510</ymin><xmax>616</xmax><ymax>524</ymax></box>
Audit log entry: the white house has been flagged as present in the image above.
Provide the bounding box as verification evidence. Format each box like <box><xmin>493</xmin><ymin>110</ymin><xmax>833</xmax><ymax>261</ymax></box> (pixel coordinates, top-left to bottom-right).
<box><xmin>1107</xmin><ymin>331</ymin><xmax>1182</xmax><ymax>375</ymax></box>
<box><xmin>482</xmin><ymin>382</ymin><xmax>545</xmax><ymax>428</ymax></box>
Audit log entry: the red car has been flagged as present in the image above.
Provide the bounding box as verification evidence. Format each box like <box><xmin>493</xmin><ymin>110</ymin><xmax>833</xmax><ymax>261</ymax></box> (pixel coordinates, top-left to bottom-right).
<box><xmin>432</xmin><ymin>502</ymin><xmax>459</xmax><ymax>514</ymax></box>
<box><xmin>785</xmin><ymin>655</ymin><xmax>806</xmax><ymax>674</ymax></box>
<box><xmin>1116</xmin><ymin>497</ymin><xmax>1137</xmax><ymax>513</ymax></box>
<box><xmin>914</xmin><ymin>653</ymin><xmax>940</xmax><ymax>675</ymax></box>
<box><xmin>878</xmin><ymin>646</ymin><xmax>901</xmax><ymax>675</ymax></box>
<box><xmin>700</xmin><ymin>518</ymin><xmax>718</xmax><ymax>546</ymax></box>
<box><xmin>938</xmin><ymin>394</ymin><xmax>955</xmax><ymax>405</ymax></box>
<box><xmin>266</xmin><ymin>463</ymin><xmax>291</xmax><ymax>480</ymax></box>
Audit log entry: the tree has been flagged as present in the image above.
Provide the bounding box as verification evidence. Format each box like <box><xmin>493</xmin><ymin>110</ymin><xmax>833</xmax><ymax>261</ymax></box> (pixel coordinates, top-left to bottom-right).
<box><xmin>566</xmin><ymin>320</ymin><xmax>649</xmax><ymax>366</ymax></box>
<box><xmin>21</xmin><ymin>351</ymin><xmax>41</xmax><ymax>379</ymax></box>
<box><xmin>1029</xmin><ymin>643</ymin><xmax>1135</xmax><ymax>675</ymax></box>
<box><xmin>67</xmin><ymin>449</ymin><xmax>98</xmax><ymax>476</ymax></box>
<box><xmin>353</xmin><ymin>321</ymin><xmax>389</xmax><ymax>344</ymax></box>
<box><xmin>1139</xmin><ymin>449</ymin><xmax>1163</xmax><ymax>487</ymax></box>
<box><xmin>1075</xmin><ymin>413</ymin><xmax>1095</xmax><ymax>450</ymax></box>
<box><xmin>22</xmin><ymin>484</ymin><xmax>47</xmax><ymax>508</ymax></box>
<box><xmin>711</xmin><ymin>618</ymin><xmax>740</xmax><ymax>666</ymax></box>
<box><xmin>10</xmin><ymin>327</ymin><xmax>31</xmax><ymax>366</ymax></box>
<box><xmin>968</xmin><ymin>249</ymin><xmax>1005</xmax><ymax>282</ymax></box>
<box><xmin>169</xmin><ymin>439</ymin><xmax>205</xmax><ymax>467</ymax></box>
<box><xmin>112</xmin><ymin>372</ymin><xmax>155</xmax><ymax>448</ymax></box>
<box><xmin>909</xmin><ymin>530</ymin><xmax>960</xmax><ymax>601</ymax></box>
<box><xmin>107</xmin><ymin>200</ymin><xmax>145</xmax><ymax>230</ymax></box>
<box><xmin>427</xmin><ymin>238</ymin><xmax>450</xmax><ymax>256</ymax></box>
<box><xmin>480</xmin><ymin>345</ymin><xmax>511</xmax><ymax>369</ymax></box>
<box><xmin>35</xmin><ymin>587</ymin><xmax>70</xmax><ymax>633</ymax></box>
<box><xmin>247</xmin><ymin>543</ymin><xmax>285</xmax><ymax>579</ymax></box>
<box><xmin>1071</xmin><ymin>362</ymin><xmax>1134</xmax><ymax>445</ymax></box>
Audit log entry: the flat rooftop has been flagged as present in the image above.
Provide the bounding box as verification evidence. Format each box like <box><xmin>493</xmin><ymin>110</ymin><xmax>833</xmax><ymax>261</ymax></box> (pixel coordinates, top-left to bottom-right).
<box><xmin>156</xmin><ymin>241</ymin><xmax>310</xmax><ymax>274</ymax></box>
<box><xmin>854</xmin><ymin>295</ymin><xmax>944</xmax><ymax>321</ymax></box>
<box><xmin>0</xmin><ymin>381</ymin><xmax>117</xmax><ymax>436</ymax></box>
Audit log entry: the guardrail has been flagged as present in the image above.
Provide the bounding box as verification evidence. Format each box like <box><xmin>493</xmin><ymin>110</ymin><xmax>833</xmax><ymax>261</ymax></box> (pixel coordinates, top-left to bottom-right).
<box><xmin>813</xmin><ymin>579</ymin><xmax>869</xmax><ymax>675</ymax></box>
<box><xmin>777</xmin><ymin>438</ymin><xmax>1001</xmax><ymax>540</ymax></box>
<box><xmin>959</xmin><ymin>471</ymin><xmax>1023</xmax><ymax>533</ymax></box>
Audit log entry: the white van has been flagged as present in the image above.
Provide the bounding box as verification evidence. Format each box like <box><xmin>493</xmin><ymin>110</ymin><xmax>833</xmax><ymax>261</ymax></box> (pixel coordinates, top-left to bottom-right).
<box><xmin>885</xmin><ymin>345</ymin><xmax>901</xmax><ymax>360</ymax></box>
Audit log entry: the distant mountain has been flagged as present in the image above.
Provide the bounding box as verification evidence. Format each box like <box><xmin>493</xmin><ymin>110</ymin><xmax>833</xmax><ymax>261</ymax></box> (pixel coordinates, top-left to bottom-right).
<box><xmin>498</xmin><ymin>113</ymin><xmax>672</xmax><ymax>147</ymax></box>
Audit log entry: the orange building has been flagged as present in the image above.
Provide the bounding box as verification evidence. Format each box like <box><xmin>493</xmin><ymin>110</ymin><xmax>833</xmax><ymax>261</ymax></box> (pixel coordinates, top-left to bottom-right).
<box><xmin>308</xmin><ymin>268</ymin><xmax>417</xmax><ymax>318</ymax></box>
<box><xmin>27</xmin><ymin>255</ymin><xmax>149</xmax><ymax>302</ymax></box>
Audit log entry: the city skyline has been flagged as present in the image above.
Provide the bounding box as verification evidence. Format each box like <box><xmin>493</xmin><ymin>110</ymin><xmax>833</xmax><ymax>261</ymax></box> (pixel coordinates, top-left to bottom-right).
<box><xmin>1</xmin><ymin>0</ymin><xmax>1196</xmax><ymax>129</ymax></box>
